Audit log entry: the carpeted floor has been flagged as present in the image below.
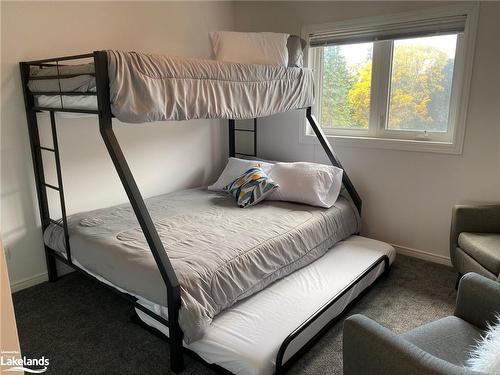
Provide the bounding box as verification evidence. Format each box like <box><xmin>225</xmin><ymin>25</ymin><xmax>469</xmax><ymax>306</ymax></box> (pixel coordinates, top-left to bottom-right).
<box><xmin>12</xmin><ymin>254</ymin><xmax>457</xmax><ymax>375</ymax></box>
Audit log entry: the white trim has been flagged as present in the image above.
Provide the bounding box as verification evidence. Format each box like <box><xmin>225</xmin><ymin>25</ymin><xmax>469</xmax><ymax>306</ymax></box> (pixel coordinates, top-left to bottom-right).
<box><xmin>300</xmin><ymin>2</ymin><xmax>479</xmax><ymax>155</ymax></box>
<box><xmin>393</xmin><ymin>243</ymin><xmax>452</xmax><ymax>267</ymax></box>
<box><xmin>10</xmin><ymin>272</ymin><xmax>48</xmax><ymax>293</ymax></box>
<box><xmin>448</xmin><ymin>2</ymin><xmax>479</xmax><ymax>155</ymax></box>
<box><xmin>301</xmin><ymin>133</ymin><xmax>465</xmax><ymax>154</ymax></box>
<box><xmin>10</xmin><ymin>263</ymin><xmax>74</xmax><ymax>293</ymax></box>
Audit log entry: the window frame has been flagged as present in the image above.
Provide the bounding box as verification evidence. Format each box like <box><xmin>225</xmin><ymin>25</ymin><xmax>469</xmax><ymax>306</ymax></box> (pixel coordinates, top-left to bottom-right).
<box><xmin>300</xmin><ymin>3</ymin><xmax>479</xmax><ymax>154</ymax></box>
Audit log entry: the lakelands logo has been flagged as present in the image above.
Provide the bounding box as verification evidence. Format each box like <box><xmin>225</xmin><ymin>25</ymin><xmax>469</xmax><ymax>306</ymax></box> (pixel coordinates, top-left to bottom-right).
<box><xmin>1</xmin><ymin>351</ymin><xmax>49</xmax><ymax>373</ymax></box>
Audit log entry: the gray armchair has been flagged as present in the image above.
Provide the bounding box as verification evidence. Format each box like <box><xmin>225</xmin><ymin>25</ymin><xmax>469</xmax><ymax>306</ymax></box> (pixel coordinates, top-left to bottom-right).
<box><xmin>450</xmin><ymin>205</ymin><xmax>500</xmax><ymax>283</ymax></box>
<box><xmin>343</xmin><ymin>273</ymin><xmax>500</xmax><ymax>375</ymax></box>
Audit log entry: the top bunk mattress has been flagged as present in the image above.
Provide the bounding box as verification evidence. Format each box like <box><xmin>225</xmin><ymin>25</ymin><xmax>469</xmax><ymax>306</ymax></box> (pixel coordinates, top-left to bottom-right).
<box><xmin>28</xmin><ymin>50</ymin><xmax>315</xmax><ymax>123</ymax></box>
<box><xmin>44</xmin><ymin>188</ymin><xmax>359</xmax><ymax>343</ymax></box>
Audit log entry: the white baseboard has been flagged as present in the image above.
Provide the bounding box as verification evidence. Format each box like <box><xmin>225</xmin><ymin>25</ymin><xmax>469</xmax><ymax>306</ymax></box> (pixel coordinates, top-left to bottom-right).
<box><xmin>10</xmin><ymin>272</ymin><xmax>48</xmax><ymax>293</ymax></box>
<box><xmin>10</xmin><ymin>263</ymin><xmax>74</xmax><ymax>293</ymax></box>
<box><xmin>392</xmin><ymin>243</ymin><xmax>452</xmax><ymax>267</ymax></box>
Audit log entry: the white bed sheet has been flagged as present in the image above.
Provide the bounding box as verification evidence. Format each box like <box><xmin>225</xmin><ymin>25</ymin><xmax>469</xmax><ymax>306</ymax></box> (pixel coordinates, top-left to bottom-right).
<box><xmin>136</xmin><ymin>235</ymin><xmax>395</xmax><ymax>375</ymax></box>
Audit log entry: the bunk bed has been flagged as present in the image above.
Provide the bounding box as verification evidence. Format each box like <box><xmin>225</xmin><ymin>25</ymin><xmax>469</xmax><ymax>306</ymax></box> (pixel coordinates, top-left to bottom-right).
<box><xmin>20</xmin><ymin>50</ymin><xmax>395</xmax><ymax>374</ymax></box>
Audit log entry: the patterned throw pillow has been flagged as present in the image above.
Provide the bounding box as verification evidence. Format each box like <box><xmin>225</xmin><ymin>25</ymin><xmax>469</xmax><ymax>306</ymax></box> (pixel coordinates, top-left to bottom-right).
<box><xmin>224</xmin><ymin>167</ymin><xmax>279</xmax><ymax>208</ymax></box>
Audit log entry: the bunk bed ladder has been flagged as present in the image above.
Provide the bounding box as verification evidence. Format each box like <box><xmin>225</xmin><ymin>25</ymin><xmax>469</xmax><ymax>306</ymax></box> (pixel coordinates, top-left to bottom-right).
<box><xmin>19</xmin><ymin>63</ymin><xmax>72</xmax><ymax>279</ymax></box>
<box><xmin>34</xmin><ymin>113</ymin><xmax>72</xmax><ymax>266</ymax></box>
<box><xmin>46</xmin><ymin>111</ymin><xmax>72</xmax><ymax>264</ymax></box>
<box><xmin>228</xmin><ymin>118</ymin><xmax>257</xmax><ymax>158</ymax></box>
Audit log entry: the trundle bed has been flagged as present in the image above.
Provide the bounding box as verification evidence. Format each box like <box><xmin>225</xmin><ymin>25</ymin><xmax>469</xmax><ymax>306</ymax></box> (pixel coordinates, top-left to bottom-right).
<box><xmin>20</xmin><ymin>50</ymin><xmax>394</xmax><ymax>374</ymax></box>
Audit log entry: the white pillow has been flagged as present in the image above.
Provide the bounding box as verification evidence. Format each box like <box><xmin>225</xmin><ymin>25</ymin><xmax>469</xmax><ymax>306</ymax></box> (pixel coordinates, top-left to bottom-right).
<box><xmin>267</xmin><ymin>162</ymin><xmax>343</xmax><ymax>208</ymax></box>
<box><xmin>466</xmin><ymin>315</ymin><xmax>500</xmax><ymax>373</ymax></box>
<box><xmin>209</xmin><ymin>157</ymin><xmax>274</xmax><ymax>192</ymax></box>
<box><xmin>210</xmin><ymin>31</ymin><xmax>289</xmax><ymax>67</ymax></box>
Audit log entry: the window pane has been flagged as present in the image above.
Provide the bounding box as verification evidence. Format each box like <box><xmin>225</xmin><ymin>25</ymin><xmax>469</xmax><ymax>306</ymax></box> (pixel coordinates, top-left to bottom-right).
<box><xmin>387</xmin><ymin>34</ymin><xmax>457</xmax><ymax>132</ymax></box>
<box><xmin>320</xmin><ymin>42</ymin><xmax>373</xmax><ymax>129</ymax></box>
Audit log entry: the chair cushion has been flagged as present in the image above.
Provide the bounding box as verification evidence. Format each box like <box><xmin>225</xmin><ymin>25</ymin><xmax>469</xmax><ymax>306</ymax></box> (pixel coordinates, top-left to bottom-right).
<box><xmin>458</xmin><ymin>232</ymin><xmax>500</xmax><ymax>275</ymax></box>
<box><xmin>402</xmin><ymin>316</ymin><xmax>484</xmax><ymax>366</ymax></box>
<box><xmin>455</xmin><ymin>247</ymin><xmax>498</xmax><ymax>281</ymax></box>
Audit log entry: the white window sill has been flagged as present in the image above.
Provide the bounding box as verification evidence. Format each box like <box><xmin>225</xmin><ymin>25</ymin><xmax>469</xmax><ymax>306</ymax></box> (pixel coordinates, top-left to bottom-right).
<box><xmin>300</xmin><ymin>133</ymin><xmax>463</xmax><ymax>154</ymax></box>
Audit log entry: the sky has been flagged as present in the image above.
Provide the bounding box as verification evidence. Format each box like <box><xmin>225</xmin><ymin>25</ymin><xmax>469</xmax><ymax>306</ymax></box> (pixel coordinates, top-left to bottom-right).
<box><xmin>336</xmin><ymin>34</ymin><xmax>458</xmax><ymax>66</ymax></box>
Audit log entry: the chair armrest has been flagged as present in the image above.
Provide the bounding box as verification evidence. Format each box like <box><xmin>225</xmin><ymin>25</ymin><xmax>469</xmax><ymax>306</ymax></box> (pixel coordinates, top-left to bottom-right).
<box><xmin>343</xmin><ymin>314</ymin><xmax>476</xmax><ymax>375</ymax></box>
<box><xmin>454</xmin><ymin>272</ymin><xmax>500</xmax><ymax>330</ymax></box>
<box><xmin>450</xmin><ymin>204</ymin><xmax>500</xmax><ymax>267</ymax></box>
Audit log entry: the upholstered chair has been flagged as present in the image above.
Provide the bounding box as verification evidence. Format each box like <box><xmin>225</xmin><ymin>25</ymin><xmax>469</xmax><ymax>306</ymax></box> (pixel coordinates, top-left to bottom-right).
<box><xmin>450</xmin><ymin>204</ymin><xmax>500</xmax><ymax>283</ymax></box>
<box><xmin>343</xmin><ymin>273</ymin><xmax>500</xmax><ymax>375</ymax></box>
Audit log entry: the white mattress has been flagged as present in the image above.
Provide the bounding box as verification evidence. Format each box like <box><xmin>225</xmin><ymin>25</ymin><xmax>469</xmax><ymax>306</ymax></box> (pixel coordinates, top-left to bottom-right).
<box><xmin>135</xmin><ymin>236</ymin><xmax>395</xmax><ymax>375</ymax></box>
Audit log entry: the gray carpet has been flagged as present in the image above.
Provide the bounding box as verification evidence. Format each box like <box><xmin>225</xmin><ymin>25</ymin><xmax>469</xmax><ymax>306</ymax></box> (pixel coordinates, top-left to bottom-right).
<box><xmin>12</xmin><ymin>255</ymin><xmax>457</xmax><ymax>374</ymax></box>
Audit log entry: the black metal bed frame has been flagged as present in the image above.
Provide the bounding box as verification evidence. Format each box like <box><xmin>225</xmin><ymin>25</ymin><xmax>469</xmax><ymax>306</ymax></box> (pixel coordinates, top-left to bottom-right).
<box><xmin>20</xmin><ymin>50</ymin><xmax>376</xmax><ymax>374</ymax></box>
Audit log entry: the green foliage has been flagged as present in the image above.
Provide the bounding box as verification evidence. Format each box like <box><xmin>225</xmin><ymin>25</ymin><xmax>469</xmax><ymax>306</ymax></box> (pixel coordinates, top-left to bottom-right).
<box><xmin>320</xmin><ymin>47</ymin><xmax>355</xmax><ymax>128</ymax></box>
<box><xmin>320</xmin><ymin>42</ymin><xmax>454</xmax><ymax>132</ymax></box>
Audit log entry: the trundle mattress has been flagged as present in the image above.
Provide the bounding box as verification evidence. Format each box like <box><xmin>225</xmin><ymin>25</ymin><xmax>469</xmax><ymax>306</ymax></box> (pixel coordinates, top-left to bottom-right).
<box><xmin>90</xmin><ymin>235</ymin><xmax>395</xmax><ymax>375</ymax></box>
<box><xmin>44</xmin><ymin>188</ymin><xmax>360</xmax><ymax>342</ymax></box>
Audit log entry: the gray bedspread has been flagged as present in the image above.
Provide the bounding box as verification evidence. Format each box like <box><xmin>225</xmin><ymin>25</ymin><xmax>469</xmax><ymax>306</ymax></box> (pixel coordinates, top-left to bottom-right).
<box><xmin>107</xmin><ymin>50</ymin><xmax>314</xmax><ymax>123</ymax></box>
<box><xmin>44</xmin><ymin>188</ymin><xmax>359</xmax><ymax>343</ymax></box>
<box><xmin>27</xmin><ymin>51</ymin><xmax>314</xmax><ymax>123</ymax></box>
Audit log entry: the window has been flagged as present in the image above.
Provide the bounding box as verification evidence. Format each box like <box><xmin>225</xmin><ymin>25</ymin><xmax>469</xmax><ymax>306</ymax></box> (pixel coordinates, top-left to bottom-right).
<box><xmin>319</xmin><ymin>43</ymin><xmax>373</xmax><ymax>130</ymax></box>
<box><xmin>387</xmin><ymin>35</ymin><xmax>456</xmax><ymax>134</ymax></box>
<box><xmin>304</xmin><ymin>5</ymin><xmax>478</xmax><ymax>153</ymax></box>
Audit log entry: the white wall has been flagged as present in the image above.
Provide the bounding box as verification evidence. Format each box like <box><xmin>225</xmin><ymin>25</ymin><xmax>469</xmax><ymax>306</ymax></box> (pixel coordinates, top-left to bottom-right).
<box><xmin>2</xmin><ymin>1</ymin><xmax>499</xmax><ymax>291</ymax></box>
<box><xmin>1</xmin><ymin>1</ymin><xmax>234</xmax><ymax>290</ymax></box>
<box><xmin>234</xmin><ymin>1</ymin><xmax>500</xmax><ymax>264</ymax></box>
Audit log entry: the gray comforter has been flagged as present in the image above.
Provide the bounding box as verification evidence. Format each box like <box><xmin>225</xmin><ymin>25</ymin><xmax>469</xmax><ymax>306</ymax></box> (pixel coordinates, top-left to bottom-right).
<box><xmin>44</xmin><ymin>189</ymin><xmax>359</xmax><ymax>343</ymax></box>
<box><xmin>27</xmin><ymin>51</ymin><xmax>314</xmax><ymax>123</ymax></box>
<box><xmin>107</xmin><ymin>50</ymin><xmax>314</xmax><ymax>123</ymax></box>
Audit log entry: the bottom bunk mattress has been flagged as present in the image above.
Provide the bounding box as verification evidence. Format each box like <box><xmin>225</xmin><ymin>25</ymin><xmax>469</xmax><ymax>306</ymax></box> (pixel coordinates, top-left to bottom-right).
<box><xmin>137</xmin><ymin>236</ymin><xmax>396</xmax><ymax>375</ymax></box>
<box><xmin>44</xmin><ymin>188</ymin><xmax>360</xmax><ymax>343</ymax></box>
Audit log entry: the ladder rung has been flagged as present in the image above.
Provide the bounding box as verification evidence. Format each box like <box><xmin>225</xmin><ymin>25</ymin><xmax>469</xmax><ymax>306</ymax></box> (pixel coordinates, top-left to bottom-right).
<box><xmin>39</xmin><ymin>146</ymin><xmax>55</xmax><ymax>152</ymax></box>
<box><xmin>33</xmin><ymin>106</ymin><xmax>99</xmax><ymax>115</ymax></box>
<box><xmin>44</xmin><ymin>182</ymin><xmax>60</xmax><ymax>191</ymax></box>
<box><xmin>49</xmin><ymin>219</ymin><xmax>63</xmax><ymax>227</ymax></box>
<box><xmin>235</xmin><ymin>152</ymin><xmax>256</xmax><ymax>157</ymax></box>
<box><xmin>31</xmin><ymin>91</ymin><xmax>96</xmax><ymax>96</ymax></box>
<box><xmin>29</xmin><ymin>73</ymin><xmax>95</xmax><ymax>80</ymax></box>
